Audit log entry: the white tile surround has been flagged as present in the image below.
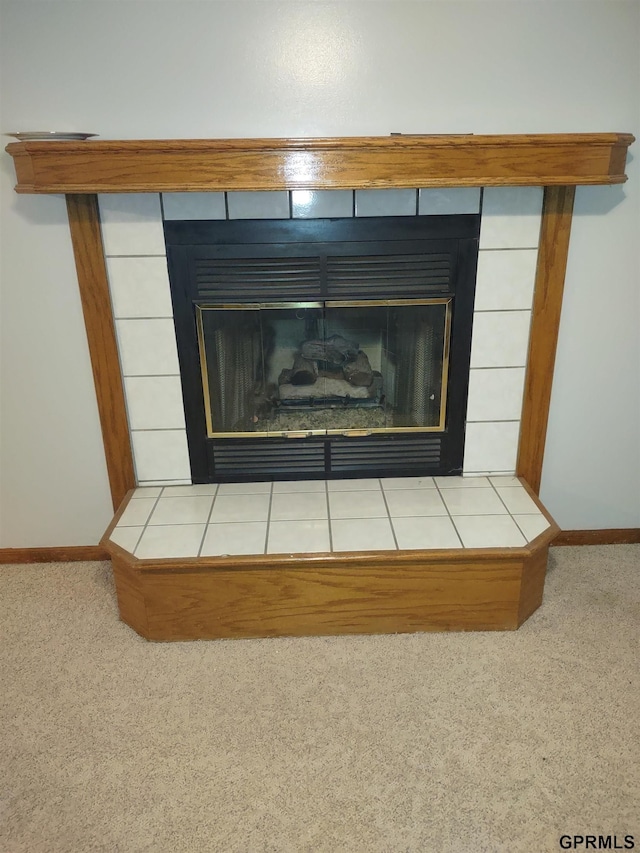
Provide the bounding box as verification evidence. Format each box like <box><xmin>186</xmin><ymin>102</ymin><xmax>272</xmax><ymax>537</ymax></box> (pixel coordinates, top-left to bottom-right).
<box><xmin>99</xmin><ymin>187</ymin><xmax>543</xmax><ymax>487</ymax></box>
<box><xmin>108</xmin><ymin>476</ymin><xmax>551</xmax><ymax>559</ymax></box>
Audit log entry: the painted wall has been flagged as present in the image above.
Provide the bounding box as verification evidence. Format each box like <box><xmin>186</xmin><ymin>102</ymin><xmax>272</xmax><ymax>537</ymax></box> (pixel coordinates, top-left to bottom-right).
<box><xmin>1</xmin><ymin>0</ymin><xmax>638</xmax><ymax>546</ymax></box>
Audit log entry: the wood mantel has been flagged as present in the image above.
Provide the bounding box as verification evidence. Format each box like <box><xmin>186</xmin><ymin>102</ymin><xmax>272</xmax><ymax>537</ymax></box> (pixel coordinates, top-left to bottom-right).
<box><xmin>5</xmin><ymin>133</ymin><xmax>634</xmax><ymax>193</ymax></box>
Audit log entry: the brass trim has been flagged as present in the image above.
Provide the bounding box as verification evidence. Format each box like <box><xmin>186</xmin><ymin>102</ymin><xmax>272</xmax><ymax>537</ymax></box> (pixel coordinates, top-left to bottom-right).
<box><xmin>199</xmin><ymin>302</ymin><xmax>324</xmax><ymax>311</ymax></box>
<box><xmin>195</xmin><ymin>306</ymin><xmax>214</xmax><ymax>438</ymax></box>
<box><xmin>198</xmin><ymin>298</ymin><xmax>453</xmax><ymax>439</ymax></box>
<box><xmin>439</xmin><ymin>299</ymin><xmax>453</xmax><ymax>432</ymax></box>
<box><xmin>324</xmin><ymin>298</ymin><xmax>451</xmax><ymax>308</ymax></box>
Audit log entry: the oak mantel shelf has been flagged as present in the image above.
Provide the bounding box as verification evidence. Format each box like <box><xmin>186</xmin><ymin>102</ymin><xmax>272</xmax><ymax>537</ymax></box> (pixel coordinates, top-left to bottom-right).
<box><xmin>5</xmin><ymin>133</ymin><xmax>634</xmax><ymax>193</ymax></box>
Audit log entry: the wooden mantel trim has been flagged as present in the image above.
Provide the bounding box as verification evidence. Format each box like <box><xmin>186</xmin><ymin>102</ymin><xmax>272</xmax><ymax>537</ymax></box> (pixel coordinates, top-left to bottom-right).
<box><xmin>66</xmin><ymin>195</ymin><xmax>135</xmax><ymax>509</ymax></box>
<box><xmin>5</xmin><ymin>133</ymin><xmax>634</xmax><ymax>193</ymax></box>
<box><xmin>516</xmin><ymin>186</ymin><xmax>575</xmax><ymax>493</ymax></box>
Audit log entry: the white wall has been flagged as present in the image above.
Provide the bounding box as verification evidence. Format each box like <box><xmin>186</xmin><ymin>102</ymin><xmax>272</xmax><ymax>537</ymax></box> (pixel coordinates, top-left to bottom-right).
<box><xmin>1</xmin><ymin>0</ymin><xmax>638</xmax><ymax>545</ymax></box>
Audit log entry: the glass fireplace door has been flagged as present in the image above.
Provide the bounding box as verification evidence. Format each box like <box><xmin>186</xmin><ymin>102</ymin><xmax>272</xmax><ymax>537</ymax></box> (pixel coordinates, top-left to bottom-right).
<box><xmin>196</xmin><ymin>298</ymin><xmax>452</xmax><ymax>439</ymax></box>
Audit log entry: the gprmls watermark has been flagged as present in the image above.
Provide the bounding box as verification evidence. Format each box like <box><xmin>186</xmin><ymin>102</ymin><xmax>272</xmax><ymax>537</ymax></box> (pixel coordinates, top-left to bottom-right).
<box><xmin>559</xmin><ymin>837</ymin><xmax>635</xmax><ymax>850</ymax></box>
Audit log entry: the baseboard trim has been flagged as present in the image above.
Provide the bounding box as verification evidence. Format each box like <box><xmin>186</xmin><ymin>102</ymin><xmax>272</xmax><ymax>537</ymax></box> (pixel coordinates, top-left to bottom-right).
<box><xmin>0</xmin><ymin>546</ymin><xmax>110</xmax><ymax>564</ymax></box>
<box><xmin>553</xmin><ymin>528</ymin><xmax>640</xmax><ymax>546</ymax></box>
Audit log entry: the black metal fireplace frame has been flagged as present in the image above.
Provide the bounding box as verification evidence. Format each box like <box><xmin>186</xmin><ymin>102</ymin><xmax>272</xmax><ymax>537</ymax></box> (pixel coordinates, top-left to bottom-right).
<box><xmin>165</xmin><ymin>215</ymin><xmax>479</xmax><ymax>482</ymax></box>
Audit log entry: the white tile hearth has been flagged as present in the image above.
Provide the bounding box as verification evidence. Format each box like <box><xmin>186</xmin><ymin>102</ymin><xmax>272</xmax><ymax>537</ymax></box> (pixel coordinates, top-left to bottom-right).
<box><xmin>331</xmin><ymin>517</ymin><xmax>397</xmax><ymax>552</ymax></box>
<box><xmin>217</xmin><ymin>481</ymin><xmax>273</xmax><ymax>495</ymax></box>
<box><xmin>163</xmin><ymin>484</ymin><xmax>218</xmax><ymax>497</ymax></box>
<box><xmin>130</xmin><ymin>486</ymin><xmax>162</xmax><ymax>498</ymax></box>
<box><xmin>135</xmin><ymin>524</ymin><xmax>205</xmax><ymax>559</ymax></box>
<box><xmin>381</xmin><ymin>476</ymin><xmax>436</xmax><ymax>489</ymax></box>
<box><xmin>117</xmin><ymin>497</ymin><xmax>157</xmax><ymax>527</ymax></box>
<box><xmin>392</xmin><ymin>516</ymin><xmax>462</xmax><ymax>550</ymax></box>
<box><xmin>149</xmin><ymin>496</ymin><xmax>214</xmax><ymax>526</ymax></box>
<box><xmin>271</xmin><ymin>492</ymin><xmax>328</xmax><ymax>521</ymax></box>
<box><xmin>108</xmin><ymin>476</ymin><xmax>552</xmax><ymax>559</ymax></box>
<box><xmin>452</xmin><ymin>515</ymin><xmax>527</xmax><ymax>548</ymax></box>
<box><xmin>494</xmin><ymin>485</ymin><xmax>540</xmax><ymax>515</ymax></box>
<box><xmin>433</xmin><ymin>476</ymin><xmax>489</xmax><ymax>488</ymax></box>
<box><xmin>272</xmin><ymin>480</ymin><xmax>327</xmax><ymax>493</ymax></box>
<box><xmin>327</xmin><ymin>479</ymin><xmax>383</xmax><ymax>491</ymax></box>
<box><xmin>209</xmin><ymin>494</ymin><xmax>270</xmax><ymax>523</ymax></box>
<box><xmin>440</xmin><ymin>487</ymin><xmax>506</xmax><ymax>516</ymax></box>
<box><xmin>109</xmin><ymin>526</ymin><xmax>144</xmax><ymax>553</ymax></box>
<box><xmin>329</xmin><ymin>490</ymin><xmax>388</xmax><ymax>519</ymax></box>
<box><xmin>383</xmin><ymin>488</ymin><xmax>447</xmax><ymax>517</ymax></box>
<box><xmin>513</xmin><ymin>513</ymin><xmax>552</xmax><ymax>542</ymax></box>
<box><xmin>201</xmin><ymin>521</ymin><xmax>267</xmax><ymax>557</ymax></box>
<box><xmin>267</xmin><ymin>520</ymin><xmax>331</xmax><ymax>554</ymax></box>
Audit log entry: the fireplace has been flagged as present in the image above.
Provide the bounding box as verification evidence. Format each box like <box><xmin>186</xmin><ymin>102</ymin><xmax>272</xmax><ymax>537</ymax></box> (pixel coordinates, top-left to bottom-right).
<box><xmin>5</xmin><ymin>133</ymin><xmax>633</xmax><ymax>638</ymax></box>
<box><xmin>164</xmin><ymin>213</ymin><xmax>479</xmax><ymax>481</ymax></box>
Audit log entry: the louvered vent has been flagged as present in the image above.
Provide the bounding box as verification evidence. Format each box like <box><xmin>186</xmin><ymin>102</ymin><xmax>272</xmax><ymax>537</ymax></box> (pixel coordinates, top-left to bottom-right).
<box><xmin>326</xmin><ymin>253</ymin><xmax>452</xmax><ymax>298</ymax></box>
<box><xmin>330</xmin><ymin>436</ymin><xmax>442</xmax><ymax>473</ymax></box>
<box><xmin>212</xmin><ymin>440</ymin><xmax>326</xmax><ymax>476</ymax></box>
<box><xmin>196</xmin><ymin>257</ymin><xmax>322</xmax><ymax>302</ymax></box>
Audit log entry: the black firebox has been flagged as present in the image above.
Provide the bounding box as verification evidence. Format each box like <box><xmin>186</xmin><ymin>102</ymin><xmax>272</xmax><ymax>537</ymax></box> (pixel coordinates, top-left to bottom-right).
<box><xmin>164</xmin><ymin>214</ymin><xmax>479</xmax><ymax>482</ymax></box>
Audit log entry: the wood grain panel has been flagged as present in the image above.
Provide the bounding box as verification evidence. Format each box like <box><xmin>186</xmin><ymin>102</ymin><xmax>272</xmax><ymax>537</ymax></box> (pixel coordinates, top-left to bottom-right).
<box><xmin>66</xmin><ymin>194</ymin><xmax>135</xmax><ymax>509</ymax></box>
<box><xmin>516</xmin><ymin>186</ymin><xmax>576</xmax><ymax>494</ymax></box>
<box><xmin>0</xmin><ymin>546</ymin><xmax>109</xmax><ymax>564</ymax></box>
<box><xmin>553</xmin><ymin>528</ymin><xmax>640</xmax><ymax>546</ymax></box>
<box><xmin>517</xmin><ymin>546</ymin><xmax>549</xmax><ymax>625</ymax></box>
<box><xmin>6</xmin><ymin>134</ymin><xmax>634</xmax><ymax>193</ymax></box>
<box><xmin>141</xmin><ymin>558</ymin><xmax>523</xmax><ymax>640</ymax></box>
<box><xmin>111</xmin><ymin>554</ymin><xmax>149</xmax><ymax>637</ymax></box>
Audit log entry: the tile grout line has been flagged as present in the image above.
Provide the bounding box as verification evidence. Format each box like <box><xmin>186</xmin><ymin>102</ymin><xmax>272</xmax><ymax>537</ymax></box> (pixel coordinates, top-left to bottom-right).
<box><xmin>132</xmin><ymin>487</ymin><xmax>165</xmax><ymax>557</ymax></box>
<box><xmin>433</xmin><ymin>479</ymin><xmax>465</xmax><ymax>549</ymax></box>
<box><xmin>487</xmin><ymin>478</ymin><xmax>528</xmax><ymax>544</ymax></box>
<box><xmin>196</xmin><ymin>485</ymin><xmax>219</xmax><ymax>557</ymax></box>
<box><xmin>263</xmin><ymin>482</ymin><xmax>275</xmax><ymax>555</ymax></box>
<box><xmin>378</xmin><ymin>479</ymin><xmax>400</xmax><ymax>550</ymax></box>
<box><xmin>325</xmin><ymin>480</ymin><xmax>334</xmax><ymax>553</ymax></box>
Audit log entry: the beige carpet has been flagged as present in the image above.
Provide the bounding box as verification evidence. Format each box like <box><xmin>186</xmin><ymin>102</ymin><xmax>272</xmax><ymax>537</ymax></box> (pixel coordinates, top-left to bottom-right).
<box><xmin>1</xmin><ymin>546</ymin><xmax>638</xmax><ymax>853</ymax></box>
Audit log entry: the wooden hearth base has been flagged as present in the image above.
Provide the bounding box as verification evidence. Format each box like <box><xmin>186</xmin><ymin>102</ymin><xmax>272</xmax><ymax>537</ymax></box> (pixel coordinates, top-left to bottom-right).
<box><xmin>102</xmin><ymin>500</ymin><xmax>559</xmax><ymax>641</ymax></box>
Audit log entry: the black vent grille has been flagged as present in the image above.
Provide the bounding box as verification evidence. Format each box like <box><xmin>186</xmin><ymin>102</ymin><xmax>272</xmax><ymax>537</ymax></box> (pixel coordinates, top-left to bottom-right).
<box><xmin>330</xmin><ymin>436</ymin><xmax>442</xmax><ymax>473</ymax></box>
<box><xmin>211</xmin><ymin>435</ymin><xmax>442</xmax><ymax>479</ymax></box>
<box><xmin>196</xmin><ymin>257</ymin><xmax>322</xmax><ymax>302</ymax></box>
<box><xmin>326</xmin><ymin>254</ymin><xmax>452</xmax><ymax>298</ymax></box>
<box><xmin>212</xmin><ymin>440</ymin><xmax>326</xmax><ymax>476</ymax></box>
<box><xmin>195</xmin><ymin>252</ymin><xmax>453</xmax><ymax>302</ymax></box>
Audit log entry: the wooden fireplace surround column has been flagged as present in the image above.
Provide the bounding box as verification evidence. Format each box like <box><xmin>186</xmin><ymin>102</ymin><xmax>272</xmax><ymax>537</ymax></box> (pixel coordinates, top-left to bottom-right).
<box><xmin>5</xmin><ymin>133</ymin><xmax>634</xmax><ymax>510</ymax></box>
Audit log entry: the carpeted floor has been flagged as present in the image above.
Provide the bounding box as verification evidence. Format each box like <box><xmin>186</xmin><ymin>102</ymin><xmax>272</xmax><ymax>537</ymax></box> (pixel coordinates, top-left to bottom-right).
<box><xmin>1</xmin><ymin>545</ymin><xmax>638</xmax><ymax>853</ymax></box>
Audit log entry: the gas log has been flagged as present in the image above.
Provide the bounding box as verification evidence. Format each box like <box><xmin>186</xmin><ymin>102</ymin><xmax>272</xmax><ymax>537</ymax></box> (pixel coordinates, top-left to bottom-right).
<box><xmin>290</xmin><ymin>354</ymin><xmax>318</xmax><ymax>385</ymax></box>
<box><xmin>301</xmin><ymin>334</ymin><xmax>359</xmax><ymax>365</ymax></box>
<box><xmin>342</xmin><ymin>351</ymin><xmax>374</xmax><ymax>387</ymax></box>
<box><xmin>281</xmin><ymin>340</ymin><xmax>374</xmax><ymax>392</ymax></box>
